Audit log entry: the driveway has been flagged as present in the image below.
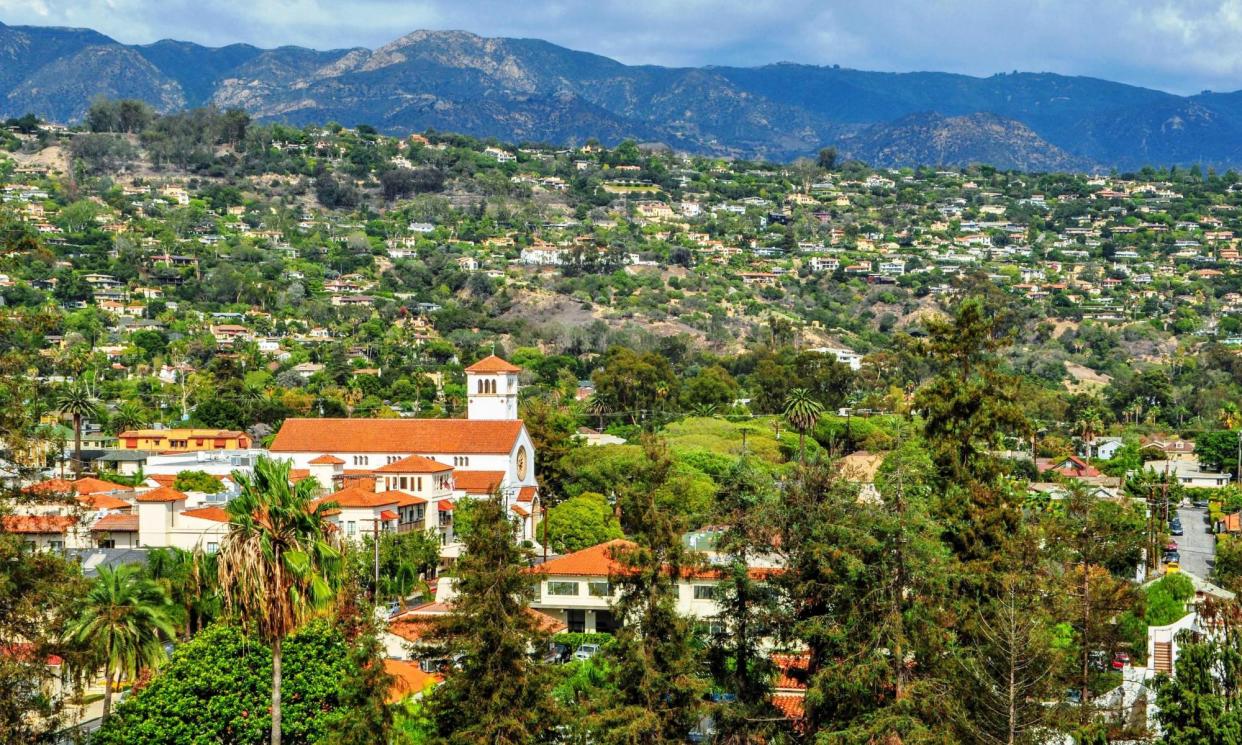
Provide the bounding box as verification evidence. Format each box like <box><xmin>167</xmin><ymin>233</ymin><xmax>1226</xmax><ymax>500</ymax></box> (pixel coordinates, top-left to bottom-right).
<box><xmin>1173</xmin><ymin>506</ymin><xmax>1215</xmax><ymax>579</ymax></box>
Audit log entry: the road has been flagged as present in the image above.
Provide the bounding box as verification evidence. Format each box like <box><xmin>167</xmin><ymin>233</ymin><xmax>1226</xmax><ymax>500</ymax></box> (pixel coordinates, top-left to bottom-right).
<box><xmin>1173</xmin><ymin>506</ymin><xmax>1215</xmax><ymax>579</ymax></box>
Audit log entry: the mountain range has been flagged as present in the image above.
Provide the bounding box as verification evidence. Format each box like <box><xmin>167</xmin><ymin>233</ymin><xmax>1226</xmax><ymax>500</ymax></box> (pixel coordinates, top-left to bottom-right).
<box><xmin>5</xmin><ymin>21</ymin><xmax>1242</xmax><ymax>170</ymax></box>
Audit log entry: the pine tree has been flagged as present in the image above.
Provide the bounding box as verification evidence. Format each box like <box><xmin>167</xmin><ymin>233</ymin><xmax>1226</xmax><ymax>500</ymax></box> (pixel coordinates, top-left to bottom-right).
<box><xmin>589</xmin><ymin>445</ymin><xmax>705</xmax><ymax>744</ymax></box>
<box><xmin>706</xmin><ymin>458</ymin><xmax>783</xmax><ymax>743</ymax></box>
<box><xmin>425</xmin><ymin>493</ymin><xmax>561</xmax><ymax>743</ymax></box>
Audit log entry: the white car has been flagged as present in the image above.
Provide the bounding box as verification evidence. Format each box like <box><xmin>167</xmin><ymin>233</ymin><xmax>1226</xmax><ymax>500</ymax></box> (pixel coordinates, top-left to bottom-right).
<box><xmin>573</xmin><ymin>643</ymin><xmax>600</xmax><ymax>661</ymax></box>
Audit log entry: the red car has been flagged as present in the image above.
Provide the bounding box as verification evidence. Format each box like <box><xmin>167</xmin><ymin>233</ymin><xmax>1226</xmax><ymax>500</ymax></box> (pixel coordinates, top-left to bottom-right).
<box><xmin>1111</xmin><ymin>652</ymin><xmax>1131</xmax><ymax>670</ymax></box>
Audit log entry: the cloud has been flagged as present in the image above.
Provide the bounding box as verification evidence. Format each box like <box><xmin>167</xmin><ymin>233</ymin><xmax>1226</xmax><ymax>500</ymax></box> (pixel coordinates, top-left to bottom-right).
<box><xmin>1</xmin><ymin>0</ymin><xmax>1241</xmax><ymax>93</ymax></box>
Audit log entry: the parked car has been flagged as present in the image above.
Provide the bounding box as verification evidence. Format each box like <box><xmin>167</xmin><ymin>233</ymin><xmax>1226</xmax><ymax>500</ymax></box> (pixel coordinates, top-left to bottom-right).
<box><xmin>542</xmin><ymin>642</ymin><xmax>572</xmax><ymax>664</ymax></box>
<box><xmin>1164</xmin><ymin>551</ymin><xmax>1181</xmax><ymax>564</ymax></box>
<box><xmin>573</xmin><ymin>643</ymin><xmax>600</xmax><ymax>661</ymax></box>
<box><xmin>1111</xmin><ymin>652</ymin><xmax>1131</xmax><ymax>670</ymax></box>
<box><xmin>1165</xmin><ymin>541</ymin><xmax>1178</xmax><ymax>552</ymax></box>
<box><xmin>1170</xmin><ymin>524</ymin><xmax>1184</xmax><ymax>536</ymax></box>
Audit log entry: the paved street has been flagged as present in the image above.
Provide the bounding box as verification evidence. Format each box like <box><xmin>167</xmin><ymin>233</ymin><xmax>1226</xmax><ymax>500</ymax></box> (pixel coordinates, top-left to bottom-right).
<box><xmin>1173</xmin><ymin>506</ymin><xmax>1215</xmax><ymax>579</ymax></box>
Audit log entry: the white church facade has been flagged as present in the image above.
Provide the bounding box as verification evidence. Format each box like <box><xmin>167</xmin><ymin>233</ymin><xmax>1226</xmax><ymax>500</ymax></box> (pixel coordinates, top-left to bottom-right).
<box><xmin>267</xmin><ymin>355</ymin><xmax>541</xmax><ymax>547</ymax></box>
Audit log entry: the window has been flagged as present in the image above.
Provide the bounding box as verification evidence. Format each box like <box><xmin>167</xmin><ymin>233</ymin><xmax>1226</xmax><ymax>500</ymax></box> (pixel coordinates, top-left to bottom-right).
<box><xmin>48</xmin><ymin>540</ymin><xmax>63</xmax><ymax>551</ymax></box>
<box><xmin>693</xmin><ymin>585</ymin><xmax>717</xmax><ymax>600</ymax></box>
<box><xmin>400</xmin><ymin>477</ymin><xmax>409</xmax><ymax>490</ymax></box>
<box><xmin>417</xmin><ymin>477</ymin><xmax>423</xmax><ymax>491</ymax></box>
<box><xmin>347</xmin><ymin>521</ymin><xmax>357</xmax><ymax>536</ymax></box>
<box><xmin>546</xmin><ymin>581</ymin><xmax>580</xmax><ymax>596</ymax></box>
<box><xmin>588</xmin><ymin>581</ymin><xmax>611</xmax><ymax>597</ymax></box>
<box><xmin>206</xmin><ymin>542</ymin><xmax>218</xmax><ymax>554</ymax></box>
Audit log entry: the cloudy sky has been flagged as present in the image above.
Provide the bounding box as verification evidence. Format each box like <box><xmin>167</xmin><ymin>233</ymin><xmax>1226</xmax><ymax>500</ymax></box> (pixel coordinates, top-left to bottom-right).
<box><xmin>1</xmin><ymin>0</ymin><xmax>1241</xmax><ymax>94</ymax></box>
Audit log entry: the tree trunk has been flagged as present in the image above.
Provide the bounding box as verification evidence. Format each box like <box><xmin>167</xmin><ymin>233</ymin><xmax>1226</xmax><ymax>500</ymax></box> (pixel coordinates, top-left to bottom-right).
<box><xmin>271</xmin><ymin>636</ymin><xmax>282</xmax><ymax>745</ymax></box>
<box><xmin>1080</xmin><ymin>564</ymin><xmax>1090</xmax><ymax>720</ymax></box>
<box><xmin>101</xmin><ymin>665</ymin><xmax>113</xmax><ymax>722</ymax></box>
<box><xmin>799</xmin><ymin>431</ymin><xmax>806</xmax><ymax>461</ymax></box>
<box><xmin>73</xmin><ymin>413</ymin><xmax>83</xmax><ymax>477</ymax></box>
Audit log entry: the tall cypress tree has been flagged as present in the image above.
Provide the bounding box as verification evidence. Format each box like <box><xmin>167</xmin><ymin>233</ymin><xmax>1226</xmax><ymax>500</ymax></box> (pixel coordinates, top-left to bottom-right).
<box><xmin>426</xmin><ymin>493</ymin><xmax>560</xmax><ymax>743</ymax></box>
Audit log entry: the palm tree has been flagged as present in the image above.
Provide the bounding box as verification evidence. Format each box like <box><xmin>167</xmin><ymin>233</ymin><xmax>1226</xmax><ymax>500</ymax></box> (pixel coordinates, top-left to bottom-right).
<box><xmin>217</xmin><ymin>456</ymin><xmax>341</xmax><ymax>745</ymax></box>
<box><xmin>109</xmin><ymin>402</ymin><xmax>148</xmax><ymax>436</ymax></box>
<box><xmin>67</xmin><ymin>565</ymin><xmax>177</xmax><ymax>722</ymax></box>
<box><xmin>56</xmin><ymin>377</ymin><xmax>99</xmax><ymax>477</ymax></box>
<box><xmin>783</xmin><ymin>388</ymin><xmax>824</xmax><ymax>461</ymax></box>
<box><xmin>586</xmin><ymin>394</ymin><xmax>608</xmax><ymax>430</ymax></box>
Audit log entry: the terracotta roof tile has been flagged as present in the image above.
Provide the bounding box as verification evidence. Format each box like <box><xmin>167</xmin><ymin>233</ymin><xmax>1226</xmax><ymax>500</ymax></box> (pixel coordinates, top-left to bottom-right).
<box><xmin>270</xmin><ymin>418</ymin><xmax>523</xmax><ymax>455</ymax></box>
<box><xmin>313</xmin><ymin>485</ymin><xmax>403</xmax><ymax>509</ymax></box>
<box><xmin>78</xmin><ymin>493</ymin><xmax>130</xmax><ymax>511</ymax></box>
<box><xmin>383</xmin><ymin>659</ymin><xmax>441</xmax><ymax>703</ymax></box>
<box><xmin>135</xmin><ymin>485</ymin><xmax>188</xmax><ymax>503</ymax></box>
<box><xmin>453</xmin><ymin>471</ymin><xmax>504</xmax><ymax>494</ymax></box>
<box><xmin>374</xmin><ymin>454</ymin><xmax>453</xmax><ymax>474</ymax></box>
<box><xmin>537</xmin><ymin>539</ymin><xmax>633</xmax><ymax>577</ymax></box>
<box><xmin>308</xmin><ymin>454</ymin><xmax>345</xmax><ymax>465</ymax></box>
<box><xmin>180</xmin><ymin>506</ymin><xmax>230</xmax><ymax>523</ymax></box>
<box><xmin>1</xmin><ymin>515</ymin><xmax>76</xmax><ymax>534</ymax></box>
<box><xmin>517</xmin><ymin>486</ymin><xmax>537</xmax><ymax>503</ymax></box>
<box><xmin>464</xmin><ymin>354</ymin><xmax>521</xmax><ymax>373</ymax></box>
<box><xmin>511</xmin><ymin>504</ymin><xmax>530</xmax><ymax>517</ymax></box>
<box><xmin>91</xmin><ymin>514</ymin><xmax>138</xmax><ymax>532</ymax></box>
<box><xmin>71</xmin><ymin>477</ymin><xmax>129</xmax><ymax>495</ymax></box>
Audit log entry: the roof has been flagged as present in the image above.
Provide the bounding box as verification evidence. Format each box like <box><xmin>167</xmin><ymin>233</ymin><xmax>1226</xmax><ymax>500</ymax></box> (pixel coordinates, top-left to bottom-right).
<box><xmin>380</xmin><ymin>509</ymin><xmax>399</xmax><ymax>521</ymax></box>
<box><xmin>91</xmin><ymin>514</ymin><xmax>139</xmax><ymax>532</ymax></box>
<box><xmin>314</xmin><ymin>485</ymin><xmax>402</xmax><ymax>510</ymax></box>
<box><xmin>22</xmin><ymin>478</ymin><xmax>74</xmax><ymax>496</ymax></box>
<box><xmin>308</xmin><ymin>454</ymin><xmax>346</xmax><ymax>465</ymax></box>
<box><xmin>537</xmin><ymin>539</ymin><xmax>633</xmax><ymax>577</ymax></box>
<box><xmin>78</xmin><ymin>493</ymin><xmax>130</xmax><ymax>511</ymax></box>
<box><xmin>464</xmin><ymin>354</ymin><xmax>521</xmax><ymax>373</ymax></box>
<box><xmin>269</xmin><ymin>418</ymin><xmax>524</xmax><ymax>455</ymax></box>
<box><xmin>452</xmin><ymin>471</ymin><xmax>504</xmax><ymax>494</ymax></box>
<box><xmin>72</xmin><ymin>477</ymin><xmax>128</xmax><ymax>495</ymax></box>
<box><xmin>118</xmin><ymin>428</ymin><xmax>246</xmax><ymax>439</ymax></box>
<box><xmin>180</xmin><ymin>506</ymin><xmax>231</xmax><ymax>523</ymax></box>
<box><xmin>517</xmin><ymin>486</ymin><xmax>537</xmax><ymax>503</ymax></box>
<box><xmin>373</xmin><ymin>454</ymin><xmax>453</xmax><ymax>474</ymax></box>
<box><xmin>511</xmin><ymin>504</ymin><xmax>530</xmax><ymax>517</ymax></box>
<box><xmin>1</xmin><ymin>515</ymin><xmax>76</xmax><ymax>534</ymax></box>
<box><xmin>383</xmin><ymin>659</ymin><xmax>441</xmax><ymax>703</ymax></box>
<box><xmin>135</xmin><ymin>485</ymin><xmax>188</xmax><ymax>503</ymax></box>
<box><xmin>437</xmin><ymin>501</ymin><xmax>454</xmax><ymax>512</ymax></box>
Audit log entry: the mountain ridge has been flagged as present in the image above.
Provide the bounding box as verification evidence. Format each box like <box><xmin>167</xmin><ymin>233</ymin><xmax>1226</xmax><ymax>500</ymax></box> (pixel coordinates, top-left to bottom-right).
<box><xmin>2</xmin><ymin>23</ymin><xmax>1242</xmax><ymax>169</ymax></box>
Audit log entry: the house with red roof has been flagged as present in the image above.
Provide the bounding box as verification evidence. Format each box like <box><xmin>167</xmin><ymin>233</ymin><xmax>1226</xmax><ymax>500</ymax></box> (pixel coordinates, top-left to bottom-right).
<box><xmin>134</xmin><ymin>485</ymin><xmax>231</xmax><ymax>552</ymax></box>
<box><xmin>527</xmin><ymin>540</ymin><xmax>775</xmax><ymax>633</ymax></box>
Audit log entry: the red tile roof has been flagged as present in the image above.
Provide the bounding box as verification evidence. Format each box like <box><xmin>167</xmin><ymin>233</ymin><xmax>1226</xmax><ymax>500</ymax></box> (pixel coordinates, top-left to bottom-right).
<box><xmin>1</xmin><ymin>515</ymin><xmax>76</xmax><ymax>534</ymax></box>
<box><xmin>181</xmin><ymin>506</ymin><xmax>231</xmax><ymax>523</ymax></box>
<box><xmin>383</xmin><ymin>659</ymin><xmax>441</xmax><ymax>703</ymax></box>
<box><xmin>314</xmin><ymin>485</ymin><xmax>403</xmax><ymax>510</ymax></box>
<box><xmin>537</xmin><ymin>539</ymin><xmax>633</xmax><ymax>577</ymax></box>
<box><xmin>511</xmin><ymin>504</ymin><xmax>530</xmax><ymax>517</ymax></box>
<box><xmin>452</xmin><ymin>471</ymin><xmax>504</xmax><ymax>494</ymax></box>
<box><xmin>72</xmin><ymin>477</ymin><xmax>129</xmax><ymax>494</ymax></box>
<box><xmin>380</xmin><ymin>509</ymin><xmax>399</xmax><ymax>521</ymax></box>
<box><xmin>464</xmin><ymin>354</ymin><xmax>521</xmax><ymax>373</ymax></box>
<box><xmin>308</xmin><ymin>454</ymin><xmax>345</xmax><ymax>465</ymax></box>
<box><xmin>270</xmin><ymin>418</ymin><xmax>523</xmax><ymax>455</ymax></box>
<box><xmin>78</xmin><ymin>493</ymin><xmax>130</xmax><ymax>511</ymax></box>
<box><xmin>437</xmin><ymin>501</ymin><xmax>454</xmax><ymax>512</ymax></box>
<box><xmin>374</xmin><ymin>454</ymin><xmax>452</xmax><ymax>474</ymax></box>
<box><xmin>22</xmin><ymin>478</ymin><xmax>74</xmax><ymax>496</ymax></box>
<box><xmin>91</xmin><ymin>514</ymin><xmax>139</xmax><ymax>532</ymax></box>
<box><xmin>136</xmin><ymin>485</ymin><xmax>188</xmax><ymax>503</ymax></box>
<box><xmin>517</xmin><ymin>486</ymin><xmax>537</xmax><ymax>503</ymax></box>
<box><xmin>771</xmin><ymin>694</ymin><xmax>805</xmax><ymax>721</ymax></box>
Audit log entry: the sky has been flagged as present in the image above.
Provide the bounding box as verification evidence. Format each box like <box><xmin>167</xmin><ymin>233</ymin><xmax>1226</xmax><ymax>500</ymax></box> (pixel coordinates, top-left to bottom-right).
<box><xmin>2</xmin><ymin>0</ymin><xmax>1242</xmax><ymax>94</ymax></box>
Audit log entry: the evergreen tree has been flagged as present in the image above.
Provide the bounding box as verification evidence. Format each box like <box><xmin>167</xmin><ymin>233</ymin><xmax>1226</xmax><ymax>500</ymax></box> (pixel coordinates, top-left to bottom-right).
<box><xmin>706</xmin><ymin>458</ymin><xmax>783</xmax><ymax>743</ymax></box>
<box><xmin>915</xmin><ymin>297</ymin><xmax>1027</xmax><ymax>570</ymax></box>
<box><xmin>425</xmin><ymin>493</ymin><xmax>561</xmax><ymax>743</ymax></box>
<box><xmin>589</xmin><ymin>443</ymin><xmax>705</xmax><ymax>744</ymax></box>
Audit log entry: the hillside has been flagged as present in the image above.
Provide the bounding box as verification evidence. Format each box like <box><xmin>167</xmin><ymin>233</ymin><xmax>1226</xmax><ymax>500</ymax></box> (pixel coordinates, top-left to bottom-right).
<box><xmin>8</xmin><ymin>22</ymin><xmax>1242</xmax><ymax>167</ymax></box>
